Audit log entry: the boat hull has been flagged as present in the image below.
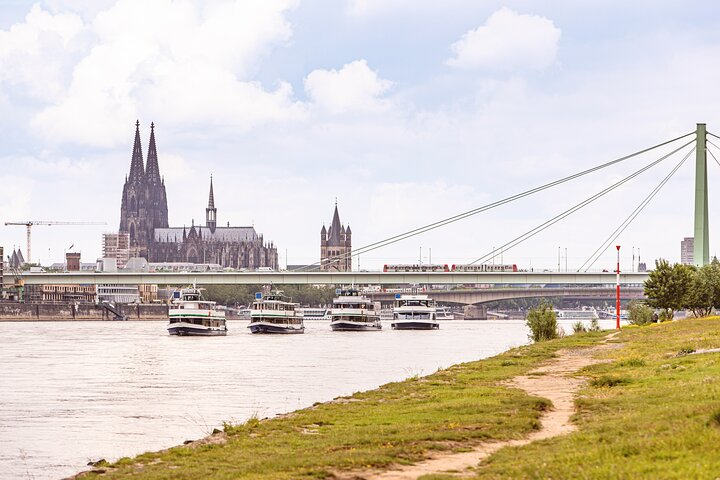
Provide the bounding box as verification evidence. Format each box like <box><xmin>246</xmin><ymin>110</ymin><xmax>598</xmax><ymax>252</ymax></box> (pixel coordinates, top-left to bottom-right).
<box><xmin>330</xmin><ymin>321</ymin><xmax>382</xmax><ymax>331</ymax></box>
<box><xmin>391</xmin><ymin>321</ymin><xmax>439</xmax><ymax>330</ymax></box>
<box><xmin>248</xmin><ymin>323</ymin><xmax>305</xmax><ymax>334</ymax></box>
<box><xmin>168</xmin><ymin>324</ymin><xmax>227</xmax><ymax>336</ymax></box>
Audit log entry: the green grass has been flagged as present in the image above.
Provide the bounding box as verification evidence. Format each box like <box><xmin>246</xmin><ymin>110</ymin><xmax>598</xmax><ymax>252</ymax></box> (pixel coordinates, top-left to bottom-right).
<box><xmin>476</xmin><ymin>316</ymin><xmax>720</xmax><ymax>479</ymax></box>
<box><xmin>78</xmin><ymin>333</ymin><xmax>606</xmax><ymax>479</ymax></box>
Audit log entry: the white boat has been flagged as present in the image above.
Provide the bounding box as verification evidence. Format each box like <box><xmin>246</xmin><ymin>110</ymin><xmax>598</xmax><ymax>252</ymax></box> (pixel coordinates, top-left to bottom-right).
<box><xmin>391</xmin><ymin>293</ymin><xmax>439</xmax><ymax>330</ymax></box>
<box><xmin>248</xmin><ymin>291</ymin><xmax>304</xmax><ymax>334</ymax></box>
<box><xmin>554</xmin><ymin>307</ymin><xmax>599</xmax><ymax>320</ymax></box>
<box><xmin>298</xmin><ymin>307</ymin><xmax>331</xmax><ymax>321</ymax></box>
<box><xmin>435</xmin><ymin>306</ymin><xmax>455</xmax><ymax>320</ymax></box>
<box><xmin>379</xmin><ymin>308</ymin><xmax>394</xmax><ymax>322</ymax></box>
<box><xmin>330</xmin><ymin>288</ymin><xmax>382</xmax><ymax>331</ymax></box>
<box><xmin>167</xmin><ymin>287</ymin><xmax>227</xmax><ymax>336</ymax></box>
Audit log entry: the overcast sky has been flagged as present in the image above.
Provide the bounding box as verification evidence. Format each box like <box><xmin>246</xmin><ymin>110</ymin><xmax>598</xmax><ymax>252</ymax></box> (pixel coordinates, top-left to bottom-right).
<box><xmin>2</xmin><ymin>0</ymin><xmax>720</xmax><ymax>270</ymax></box>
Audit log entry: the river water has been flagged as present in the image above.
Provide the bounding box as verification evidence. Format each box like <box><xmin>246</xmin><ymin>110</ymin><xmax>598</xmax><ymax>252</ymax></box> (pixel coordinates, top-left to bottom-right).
<box><xmin>0</xmin><ymin>319</ymin><xmax>619</xmax><ymax>479</ymax></box>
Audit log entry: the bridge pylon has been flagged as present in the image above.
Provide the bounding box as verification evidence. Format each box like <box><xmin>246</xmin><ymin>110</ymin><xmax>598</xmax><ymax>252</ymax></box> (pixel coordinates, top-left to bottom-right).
<box><xmin>694</xmin><ymin>123</ymin><xmax>709</xmax><ymax>266</ymax></box>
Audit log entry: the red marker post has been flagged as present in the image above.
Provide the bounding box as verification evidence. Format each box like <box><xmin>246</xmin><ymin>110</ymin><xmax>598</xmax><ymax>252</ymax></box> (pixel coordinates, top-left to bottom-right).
<box><xmin>615</xmin><ymin>245</ymin><xmax>621</xmax><ymax>330</ymax></box>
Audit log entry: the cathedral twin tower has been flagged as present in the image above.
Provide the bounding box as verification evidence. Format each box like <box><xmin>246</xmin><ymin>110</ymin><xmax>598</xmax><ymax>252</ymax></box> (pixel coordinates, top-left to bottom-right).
<box><xmin>119</xmin><ymin>121</ymin><xmax>278</xmax><ymax>270</ymax></box>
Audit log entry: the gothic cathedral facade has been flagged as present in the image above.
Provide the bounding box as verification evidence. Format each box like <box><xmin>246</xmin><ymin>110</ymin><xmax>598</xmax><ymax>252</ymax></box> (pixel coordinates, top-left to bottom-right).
<box><xmin>119</xmin><ymin>121</ymin><xmax>278</xmax><ymax>270</ymax></box>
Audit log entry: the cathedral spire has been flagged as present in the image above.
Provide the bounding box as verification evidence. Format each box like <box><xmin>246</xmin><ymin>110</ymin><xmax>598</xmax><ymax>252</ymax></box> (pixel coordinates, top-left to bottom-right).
<box><xmin>206</xmin><ymin>175</ymin><xmax>217</xmax><ymax>233</ymax></box>
<box><xmin>145</xmin><ymin>122</ymin><xmax>161</xmax><ymax>185</ymax></box>
<box><xmin>128</xmin><ymin>120</ymin><xmax>144</xmax><ymax>181</ymax></box>
<box><xmin>208</xmin><ymin>175</ymin><xmax>215</xmax><ymax>209</ymax></box>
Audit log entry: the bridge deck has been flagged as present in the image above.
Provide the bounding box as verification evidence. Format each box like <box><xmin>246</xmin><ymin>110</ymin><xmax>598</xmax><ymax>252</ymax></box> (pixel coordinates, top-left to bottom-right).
<box><xmin>17</xmin><ymin>271</ymin><xmax>650</xmax><ymax>286</ymax></box>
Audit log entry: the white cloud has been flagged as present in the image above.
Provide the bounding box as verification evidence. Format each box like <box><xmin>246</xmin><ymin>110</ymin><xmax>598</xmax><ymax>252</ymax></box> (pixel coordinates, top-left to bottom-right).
<box><xmin>23</xmin><ymin>0</ymin><xmax>303</xmax><ymax>147</ymax></box>
<box><xmin>0</xmin><ymin>4</ymin><xmax>85</xmax><ymax>102</ymax></box>
<box><xmin>304</xmin><ymin>59</ymin><xmax>393</xmax><ymax>114</ymax></box>
<box><xmin>446</xmin><ymin>7</ymin><xmax>561</xmax><ymax>71</ymax></box>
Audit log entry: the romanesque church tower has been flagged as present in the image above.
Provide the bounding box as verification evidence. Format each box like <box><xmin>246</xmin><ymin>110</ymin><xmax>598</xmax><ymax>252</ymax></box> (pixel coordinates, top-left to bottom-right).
<box><xmin>119</xmin><ymin>121</ymin><xmax>168</xmax><ymax>257</ymax></box>
<box><xmin>320</xmin><ymin>202</ymin><xmax>352</xmax><ymax>271</ymax></box>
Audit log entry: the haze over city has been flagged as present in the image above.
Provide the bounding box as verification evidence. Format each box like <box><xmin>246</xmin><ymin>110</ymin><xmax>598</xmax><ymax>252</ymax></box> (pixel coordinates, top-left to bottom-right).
<box><xmin>2</xmin><ymin>0</ymin><xmax>720</xmax><ymax>269</ymax></box>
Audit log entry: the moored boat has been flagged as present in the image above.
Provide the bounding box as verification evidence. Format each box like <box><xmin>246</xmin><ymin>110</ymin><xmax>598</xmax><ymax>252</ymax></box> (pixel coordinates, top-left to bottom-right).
<box><xmin>167</xmin><ymin>287</ymin><xmax>227</xmax><ymax>336</ymax></box>
<box><xmin>330</xmin><ymin>288</ymin><xmax>382</xmax><ymax>331</ymax></box>
<box><xmin>391</xmin><ymin>293</ymin><xmax>439</xmax><ymax>330</ymax></box>
<box><xmin>248</xmin><ymin>291</ymin><xmax>304</xmax><ymax>334</ymax></box>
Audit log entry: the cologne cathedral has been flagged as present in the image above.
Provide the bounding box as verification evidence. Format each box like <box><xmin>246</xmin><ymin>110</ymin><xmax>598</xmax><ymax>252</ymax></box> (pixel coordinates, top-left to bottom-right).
<box><xmin>119</xmin><ymin>121</ymin><xmax>278</xmax><ymax>270</ymax></box>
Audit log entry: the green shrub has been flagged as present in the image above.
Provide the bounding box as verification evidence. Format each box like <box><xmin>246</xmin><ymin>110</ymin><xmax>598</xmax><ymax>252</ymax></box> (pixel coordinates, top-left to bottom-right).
<box><xmin>526</xmin><ymin>301</ymin><xmax>559</xmax><ymax>342</ymax></box>
<box><xmin>572</xmin><ymin>321</ymin><xmax>586</xmax><ymax>334</ymax></box>
<box><xmin>628</xmin><ymin>301</ymin><xmax>654</xmax><ymax>326</ymax></box>
<box><xmin>589</xmin><ymin>318</ymin><xmax>600</xmax><ymax>332</ymax></box>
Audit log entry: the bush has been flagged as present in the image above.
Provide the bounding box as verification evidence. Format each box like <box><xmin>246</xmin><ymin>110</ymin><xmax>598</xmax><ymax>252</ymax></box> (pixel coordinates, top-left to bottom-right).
<box><xmin>589</xmin><ymin>318</ymin><xmax>600</xmax><ymax>332</ymax></box>
<box><xmin>526</xmin><ymin>301</ymin><xmax>559</xmax><ymax>342</ymax></box>
<box><xmin>628</xmin><ymin>301</ymin><xmax>654</xmax><ymax>326</ymax></box>
<box><xmin>572</xmin><ymin>321</ymin><xmax>586</xmax><ymax>334</ymax></box>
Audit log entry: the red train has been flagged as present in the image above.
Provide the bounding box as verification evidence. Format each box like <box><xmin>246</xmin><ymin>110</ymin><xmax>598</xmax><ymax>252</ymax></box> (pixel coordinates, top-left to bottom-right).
<box><xmin>382</xmin><ymin>263</ymin><xmax>517</xmax><ymax>273</ymax></box>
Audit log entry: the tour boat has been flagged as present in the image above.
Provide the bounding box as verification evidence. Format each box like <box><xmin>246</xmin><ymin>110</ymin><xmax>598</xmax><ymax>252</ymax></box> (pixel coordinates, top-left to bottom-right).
<box><xmin>167</xmin><ymin>287</ymin><xmax>227</xmax><ymax>336</ymax></box>
<box><xmin>391</xmin><ymin>293</ymin><xmax>440</xmax><ymax>330</ymax></box>
<box><xmin>248</xmin><ymin>291</ymin><xmax>305</xmax><ymax>334</ymax></box>
<box><xmin>554</xmin><ymin>307</ymin><xmax>599</xmax><ymax>320</ymax></box>
<box><xmin>329</xmin><ymin>288</ymin><xmax>382</xmax><ymax>331</ymax></box>
<box><xmin>298</xmin><ymin>307</ymin><xmax>331</xmax><ymax>321</ymax></box>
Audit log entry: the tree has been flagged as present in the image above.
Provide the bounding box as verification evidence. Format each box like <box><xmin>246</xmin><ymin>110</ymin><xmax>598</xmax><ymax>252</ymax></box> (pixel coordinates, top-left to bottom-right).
<box><xmin>644</xmin><ymin>259</ymin><xmax>694</xmax><ymax>320</ymax></box>
<box><xmin>683</xmin><ymin>264</ymin><xmax>714</xmax><ymax>318</ymax></box>
<box><xmin>525</xmin><ymin>300</ymin><xmax>559</xmax><ymax>342</ymax></box>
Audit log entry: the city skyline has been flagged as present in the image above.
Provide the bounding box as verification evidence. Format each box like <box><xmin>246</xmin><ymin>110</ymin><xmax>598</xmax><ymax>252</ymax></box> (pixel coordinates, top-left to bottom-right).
<box><xmin>2</xmin><ymin>1</ymin><xmax>720</xmax><ymax>270</ymax></box>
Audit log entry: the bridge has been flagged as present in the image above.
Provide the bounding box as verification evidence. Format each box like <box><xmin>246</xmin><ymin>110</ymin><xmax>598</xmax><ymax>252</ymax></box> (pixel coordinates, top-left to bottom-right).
<box><xmin>368</xmin><ymin>286</ymin><xmax>646</xmax><ymax>306</ymax></box>
<box><xmin>17</xmin><ymin>271</ymin><xmax>650</xmax><ymax>286</ymax></box>
<box><xmin>10</xmin><ymin>124</ymin><xmax>715</xmax><ymax>300</ymax></box>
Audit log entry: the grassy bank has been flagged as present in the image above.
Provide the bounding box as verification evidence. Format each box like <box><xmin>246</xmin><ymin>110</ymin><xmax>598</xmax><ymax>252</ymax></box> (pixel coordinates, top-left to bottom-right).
<box><xmin>79</xmin><ymin>318</ymin><xmax>720</xmax><ymax>479</ymax></box>
<box><xmin>471</xmin><ymin>316</ymin><xmax>720</xmax><ymax>479</ymax></box>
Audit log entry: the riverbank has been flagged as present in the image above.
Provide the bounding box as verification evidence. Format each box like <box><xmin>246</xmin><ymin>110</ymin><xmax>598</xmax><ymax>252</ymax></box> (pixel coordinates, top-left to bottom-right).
<box><xmin>0</xmin><ymin>302</ymin><xmax>167</xmax><ymax>321</ymax></box>
<box><xmin>73</xmin><ymin>317</ymin><xmax>720</xmax><ymax>479</ymax></box>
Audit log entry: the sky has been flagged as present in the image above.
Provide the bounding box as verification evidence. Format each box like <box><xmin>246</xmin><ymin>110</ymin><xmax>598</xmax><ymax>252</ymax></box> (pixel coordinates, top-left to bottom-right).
<box><xmin>2</xmin><ymin>0</ymin><xmax>720</xmax><ymax>271</ymax></box>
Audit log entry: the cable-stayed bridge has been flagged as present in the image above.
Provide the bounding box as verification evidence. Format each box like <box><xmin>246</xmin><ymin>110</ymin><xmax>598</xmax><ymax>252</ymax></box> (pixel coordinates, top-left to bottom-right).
<box><xmin>16</xmin><ymin>124</ymin><xmax>717</xmax><ymax>305</ymax></box>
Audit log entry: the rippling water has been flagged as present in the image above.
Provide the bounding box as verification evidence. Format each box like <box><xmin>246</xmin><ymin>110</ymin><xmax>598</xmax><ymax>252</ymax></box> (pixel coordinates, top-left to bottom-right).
<box><xmin>0</xmin><ymin>318</ymin><xmax>618</xmax><ymax>479</ymax></box>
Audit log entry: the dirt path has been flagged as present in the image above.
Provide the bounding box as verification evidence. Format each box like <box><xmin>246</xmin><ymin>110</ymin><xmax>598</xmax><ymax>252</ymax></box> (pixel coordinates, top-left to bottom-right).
<box><xmin>339</xmin><ymin>334</ymin><xmax>619</xmax><ymax>480</ymax></box>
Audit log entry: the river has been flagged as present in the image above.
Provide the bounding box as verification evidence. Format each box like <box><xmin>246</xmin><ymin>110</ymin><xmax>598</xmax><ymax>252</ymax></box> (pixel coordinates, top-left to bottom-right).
<box><xmin>0</xmin><ymin>319</ymin><xmax>619</xmax><ymax>479</ymax></box>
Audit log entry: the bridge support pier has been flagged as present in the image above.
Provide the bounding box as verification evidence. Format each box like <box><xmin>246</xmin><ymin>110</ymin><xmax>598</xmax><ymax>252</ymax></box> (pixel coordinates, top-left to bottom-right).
<box><xmin>694</xmin><ymin>123</ymin><xmax>709</xmax><ymax>266</ymax></box>
<box><xmin>463</xmin><ymin>304</ymin><xmax>487</xmax><ymax>320</ymax></box>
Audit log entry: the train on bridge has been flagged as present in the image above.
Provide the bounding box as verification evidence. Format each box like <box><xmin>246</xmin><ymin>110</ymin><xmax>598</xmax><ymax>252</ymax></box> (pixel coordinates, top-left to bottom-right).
<box><xmin>382</xmin><ymin>263</ymin><xmax>518</xmax><ymax>273</ymax></box>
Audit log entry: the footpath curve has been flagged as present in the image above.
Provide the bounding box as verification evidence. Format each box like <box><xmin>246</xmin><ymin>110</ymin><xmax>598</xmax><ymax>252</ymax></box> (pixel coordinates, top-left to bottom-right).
<box><xmin>340</xmin><ymin>332</ymin><xmax>620</xmax><ymax>480</ymax></box>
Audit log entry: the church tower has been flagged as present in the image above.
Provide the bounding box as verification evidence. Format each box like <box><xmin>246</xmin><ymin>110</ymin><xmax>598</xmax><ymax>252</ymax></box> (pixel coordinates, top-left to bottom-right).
<box><xmin>119</xmin><ymin>121</ymin><xmax>168</xmax><ymax>258</ymax></box>
<box><xmin>320</xmin><ymin>201</ymin><xmax>352</xmax><ymax>271</ymax></box>
<box><xmin>206</xmin><ymin>176</ymin><xmax>217</xmax><ymax>233</ymax></box>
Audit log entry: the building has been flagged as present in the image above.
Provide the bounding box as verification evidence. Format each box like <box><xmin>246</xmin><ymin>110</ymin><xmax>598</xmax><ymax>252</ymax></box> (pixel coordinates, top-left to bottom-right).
<box><xmin>102</xmin><ymin>233</ymin><xmax>130</xmax><ymax>268</ymax></box>
<box><xmin>97</xmin><ymin>285</ymin><xmax>140</xmax><ymax>304</ymax></box>
<box><xmin>25</xmin><ymin>284</ymin><xmax>97</xmax><ymax>303</ymax></box>
<box><xmin>118</xmin><ymin>121</ymin><xmax>278</xmax><ymax>270</ymax></box>
<box><xmin>65</xmin><ymin>252</ymin><xmax>81</xmax><ymax>271</ymax></box>
<box><xmin>8</xmin><ymin>248</ymin><xmax>25</xmax><ymax>268</ymax></box>
<box><xmin>320</xmin><ymin>202</ymin><xmax>352</xmax><ymax>272</ymax></box>
<box><xmin>681</xmin><ymin>237</ymin><xmax>694</xmax><ymax>265</ymax></box>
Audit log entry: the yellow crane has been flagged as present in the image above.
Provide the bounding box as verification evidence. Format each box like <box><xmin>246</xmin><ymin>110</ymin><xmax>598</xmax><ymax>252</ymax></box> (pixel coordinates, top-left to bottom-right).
<box><xmin>4</xmin><ymin>221</ymin><xmax>107</xmax><ymax>264</ymax></box>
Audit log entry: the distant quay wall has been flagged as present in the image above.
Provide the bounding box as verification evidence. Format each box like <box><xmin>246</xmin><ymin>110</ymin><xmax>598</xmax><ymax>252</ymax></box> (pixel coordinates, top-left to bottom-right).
<box><xmin>0</xmin><ymin>302</ymin><xmax>168</xmax><ymax>321</ymax></box>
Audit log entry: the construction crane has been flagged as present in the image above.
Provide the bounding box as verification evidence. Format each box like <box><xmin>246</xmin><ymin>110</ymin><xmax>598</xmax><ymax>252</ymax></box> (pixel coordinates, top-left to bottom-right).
<box><xmin>4</xmin><ymin>221</ymin><xmax>107</xmax><ymax>264</ymax></box>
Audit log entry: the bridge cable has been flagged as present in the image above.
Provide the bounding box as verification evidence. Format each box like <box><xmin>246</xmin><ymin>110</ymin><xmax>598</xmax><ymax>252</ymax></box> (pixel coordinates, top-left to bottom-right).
<box><xmin>579</xmin><ymin>146</ymin><xmax>695</xmax><ymax>272</ymax></box>
<box><xmin>465</xmin><ymin>139</ymin><xmax>695</xmax><ymax>267</ymax></box>
<box><xmin>291</xmin><ymin>131</ymin><xmax>695</xmax><ymax>272</ymax></box>
<box><xmin>704</xmin><ymin>139</ymin><xmax>720</xmax><ymax>168</ymax></box>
